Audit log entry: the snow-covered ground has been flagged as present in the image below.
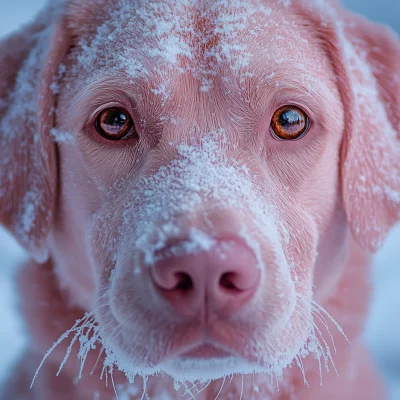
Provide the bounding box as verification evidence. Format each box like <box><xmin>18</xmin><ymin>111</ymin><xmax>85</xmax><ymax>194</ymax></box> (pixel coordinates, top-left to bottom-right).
<box><xmin>0</xmin><ymin>1</ymin><xmax>399</xmax><ymax>399</ymax></box>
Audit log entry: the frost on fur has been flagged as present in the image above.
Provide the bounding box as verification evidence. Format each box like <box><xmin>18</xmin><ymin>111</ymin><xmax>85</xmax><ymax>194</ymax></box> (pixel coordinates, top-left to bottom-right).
<box><xmin>32</xmin><ymin>130</ymin><xmax>349</xmax><ymax>397</ymax></box>
<box><xmin>31</xmin><ymin>298</ymin><xmax>349</xmax><ymax>399</ymax></box>
<box><xmin>76</xmin><ymin>0</ymin><xmax>273</xmax><ymax>92</ymax></box>
<box><xmin>116</xmin><ymin>130</ymin><xmax>287</xmax><ymax>271</ymax></box>
<box><xmin>87</xmin><ymin>129</ymin><xmax>302</xmax><ymax>382</ymax></box>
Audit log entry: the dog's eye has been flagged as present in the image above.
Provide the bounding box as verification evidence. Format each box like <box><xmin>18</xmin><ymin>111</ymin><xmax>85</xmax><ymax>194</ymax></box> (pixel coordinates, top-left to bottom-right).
<box><xmin>270</xmin><ymin>106</ymin><xmax>310</xmax><ymax>140</ymax></box>
<box><xmin>95</xmin><ymin>108</ymin><xmax>136</xmax><ymax>140</ymax></box>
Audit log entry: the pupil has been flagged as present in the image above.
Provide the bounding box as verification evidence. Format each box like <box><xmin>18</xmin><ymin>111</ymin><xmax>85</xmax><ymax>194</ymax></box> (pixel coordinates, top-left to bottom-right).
<box><xmin>279</xmin><ymin>110</ymin><xmax>301</xmax><ymax>126</ymax></box>
<box><xmin>107</xmin><ymin>112</ymin><xmax>127</xmax><ymax>127</ymax></box>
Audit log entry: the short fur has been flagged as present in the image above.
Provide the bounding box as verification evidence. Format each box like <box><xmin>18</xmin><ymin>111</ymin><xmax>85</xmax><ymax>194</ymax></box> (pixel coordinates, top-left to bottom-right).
<box><xmin>0</xmin><ymin>0</ymin><xmax>399</xmax><ymax>399</ymax></box>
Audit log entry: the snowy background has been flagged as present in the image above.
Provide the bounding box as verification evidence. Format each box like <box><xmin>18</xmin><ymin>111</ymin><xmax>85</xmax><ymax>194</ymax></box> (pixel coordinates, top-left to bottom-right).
<box><xmin>0</xmin><ymin>0</ymin><xmax>399</xmax><ymax>398</ymax></box>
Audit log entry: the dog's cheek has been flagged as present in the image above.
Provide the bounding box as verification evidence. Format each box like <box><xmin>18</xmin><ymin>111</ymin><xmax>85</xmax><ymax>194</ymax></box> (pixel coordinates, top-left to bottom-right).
<box><xmin>276</xmin><ymin>209</ymin><xmax>318</xmax><ymax>351</ymax></box>
<box><xmin>45</xmin><ymin>142</ymin><xmax>104</xmax><ymax>309</ymax></box>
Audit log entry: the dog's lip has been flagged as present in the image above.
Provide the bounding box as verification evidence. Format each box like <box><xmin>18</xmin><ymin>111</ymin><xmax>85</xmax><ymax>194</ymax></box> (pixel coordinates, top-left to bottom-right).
<box><xmin>178</xmin><ymin>343</ymin><xmax>233</xmax><ymax>359</ymax></box>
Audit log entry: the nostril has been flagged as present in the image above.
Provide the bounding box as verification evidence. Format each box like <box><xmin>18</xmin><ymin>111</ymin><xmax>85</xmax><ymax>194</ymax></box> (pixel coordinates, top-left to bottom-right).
<box><xmin>220</xmin><ymin>272</ymin><xmax>241</xmax><ymax>291</ymax></box>
<box><xmin>150</xmin><ymin>240</ymin><xmax>260</xmax><ymax>318</ymax></box>
<box><xmin>174</xmin><ymin>272</ymin><xmax>193</xmax><ymax>291</ymax></box>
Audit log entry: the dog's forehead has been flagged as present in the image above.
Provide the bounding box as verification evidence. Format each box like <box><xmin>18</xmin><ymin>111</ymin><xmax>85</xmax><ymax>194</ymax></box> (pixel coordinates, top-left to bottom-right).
<box><xmin>68</xmin><ymin>0</ymin><xmax>331</xmax><ymax>92</ymax></box>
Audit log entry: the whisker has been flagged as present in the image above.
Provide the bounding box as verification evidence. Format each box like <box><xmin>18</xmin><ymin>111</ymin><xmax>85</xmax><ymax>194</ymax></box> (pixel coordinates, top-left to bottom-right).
<box><xmin>310</xmin><ymin>300</ymin><xmax>350</xmax><ymax>344</ymax></box>
<box><xmin>182</xmin><ymin>381</ymin><xmax>196</xmax><ymax>400</ymax></box>
<box><xmin>316</xmin><ymin>343</ymin><xmax>323</xmax><ymax>386</ymax></box>
<box><xmin>182</xmin><ymin>381</ymin><xmax>196</xmax><ymax>395</ymax></box>
<box><xmin>312</xmin><ymin>309</ymin><xmax>337</xmax><ymax>354</ymax></box>
<box><xmin>190</xmin><ymin>379</ymin><xmax>211</xmax><ymax>395</ymax></box>
<box><xmin>140</xmin><ymin>375</ymin><xmax>149</xmax><ymax>400</ymax></box>
<box><xmin>31</xmin><ymin>312</ymin><xmax>94</xmax><ymax>388</ymax></box>
<box><xmin>57</xmin><ymin>327</ymin><xmax>85</xmax><ymax>375</ymax></box>
<box><xmin>294</xmin><ymin>292</ymin><xmax>346</xmax><ymax>387</ymax></box>
<box><xmin>295</xmin><ymin>355</ymin><xmax>309</xmax><ymax>387</ymax></box>
<box><xmin>183</xmin><ymin>380</ymin><xmax>201</xmax><ymax>398</ymax></box>
<box><xmin>214</xmin><ymin>377</ymin><xmax>225</xmax><ymax>400</ymax></box>
<box><xmin>100</xmin><ymin>325</ymin><xmax>126</xmax><ymax>384</ymax></box>
<box><xmin>110</xmin><ymin>367</ymin><xmax>119</xmax><ymax>399</ymax></box>
<box><xmin>312</xmin><ymin>320</ymin><xmax>335</xmax><ymax>373</ymax></box>
<box><xmin>239</xmin><ymin>374</ymin><xmax>244</xmax><ymax>400</ymax></box>
<box><xmin>77</xmin><ymin>321</ymin><xmax>101</xmax><ymax>379</ymax></box>
<box><xmin>90</xmin><ymin>347</ymin><xmax>105</xmax><ymax>376</ymax></box>
<box><xmin>274</xmin><ymin>371</ymin><xmax>280</xmax><ymax>392</ymax></box>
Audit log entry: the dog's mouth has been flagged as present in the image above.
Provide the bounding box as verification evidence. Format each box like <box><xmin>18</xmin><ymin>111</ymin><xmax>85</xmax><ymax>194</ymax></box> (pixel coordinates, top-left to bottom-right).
<box><xmin>159</xmin><ymin>341</ymin><xmax>265</xmax><ymax>382</ymax></box>
<box><xmin>108</xmin><ymin>318</ymin><xmax>258</xmax><ymax>366</ymax></box>
<box><xmin>30</xmin><ymin>289</ymin><xmax>349</xmax><ymax>391</ymax></box>
<box><xmin>178</xmin><ymin>343</ymin><xmax>233</xmax><ymax>359</ymax></box>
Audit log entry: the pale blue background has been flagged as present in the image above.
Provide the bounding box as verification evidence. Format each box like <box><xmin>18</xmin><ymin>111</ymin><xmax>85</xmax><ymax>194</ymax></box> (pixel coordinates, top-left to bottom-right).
<box><xmin>0</xmin><ymin>1</ymin><xmax>399</xmax><ymax>399</ymax></box>
<box><xmin>1</xmin><ymin>0</ymin><xmax>399</xmax><ymax>35</ymax></box>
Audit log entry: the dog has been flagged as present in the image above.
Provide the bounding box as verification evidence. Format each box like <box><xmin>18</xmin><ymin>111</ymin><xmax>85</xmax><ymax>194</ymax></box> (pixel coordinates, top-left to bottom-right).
<box><xmin>0</xmin><ymin>0</ymin><xmax>399</xmax><ymax>398</ymax></box>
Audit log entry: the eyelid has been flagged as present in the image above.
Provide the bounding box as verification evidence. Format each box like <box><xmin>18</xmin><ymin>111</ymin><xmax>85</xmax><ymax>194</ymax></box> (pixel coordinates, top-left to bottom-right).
<box><xmin>274</xmin><ymin>101</ymin><xmax>314</xmax><ymax>125</ymax></box>
<box><xmin>89</xmin><ymin>102</ymin><xmax>130</xmax><ymax>122</ymax></box>
<box><xmin>68</xmin><ymin>77</ymin><xmax>140</xmax><ymax>123</ymax></box>
<box><xmin>85</xmin><ymin>99</ymin><xmax>142</xmax><ymax>138</ymax></box>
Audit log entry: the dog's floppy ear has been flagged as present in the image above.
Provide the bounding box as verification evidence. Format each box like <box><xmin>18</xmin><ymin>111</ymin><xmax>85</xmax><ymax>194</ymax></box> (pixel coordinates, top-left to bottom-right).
<box><xmin>325</xmin><ymin>8</ymin><xmax>400</xmax><ymax>252</ymax></box>
<box><xmin>0</xmin><ymin>4</ymin><xmax>70</xmax><ymax>262</ymax></box>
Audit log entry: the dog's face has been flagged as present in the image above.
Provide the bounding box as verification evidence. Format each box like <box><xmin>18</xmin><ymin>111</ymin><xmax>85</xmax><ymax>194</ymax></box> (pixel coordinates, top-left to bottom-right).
<box><xmin>1</xmin><ymin>0</ymin><xmax>399</xmax><ymax>384</ymax></box>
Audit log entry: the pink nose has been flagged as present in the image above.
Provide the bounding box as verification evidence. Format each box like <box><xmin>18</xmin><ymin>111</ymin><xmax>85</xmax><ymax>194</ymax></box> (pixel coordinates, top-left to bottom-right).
<box><xmin>150</xmin><ymin>239</ymin><xmax>260</xmax><ymax>321</ymax></box>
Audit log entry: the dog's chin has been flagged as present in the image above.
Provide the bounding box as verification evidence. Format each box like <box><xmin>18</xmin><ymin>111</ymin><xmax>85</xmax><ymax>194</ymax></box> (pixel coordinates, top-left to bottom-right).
<box><xmin>160</xmin><ymin>356</ymin><xmax>266</xmax><ymax>382</ymax></box>
<box><xmin>102</xmin><ymin>340</ymin><xmax>297</xmax><ymax>384</ymax></box>
<box><xmin>108</xmin><ymin>350</ymin><xmax>267</xmax><ymax>382</ymax></box>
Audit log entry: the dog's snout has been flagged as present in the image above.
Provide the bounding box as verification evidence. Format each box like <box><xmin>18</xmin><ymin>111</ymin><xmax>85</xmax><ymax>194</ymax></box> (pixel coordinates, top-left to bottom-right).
<box><xmin>150</xmin><ymin>239</ymin><xmax>260</xmax><ymax>321</ymax></box>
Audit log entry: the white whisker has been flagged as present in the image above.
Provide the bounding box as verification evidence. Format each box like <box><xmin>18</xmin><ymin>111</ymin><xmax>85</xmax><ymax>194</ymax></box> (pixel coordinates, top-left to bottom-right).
<box><xmin>31</xmin><ymin>312</ymin><xmax>94</xmax><ymax>388</ymax></box>
<box><xmin>78</xmin><ymin>321</ymin><xmax>101</xmax><ymax>379</ymax></box>
<box><xmin>189</xmin><ymin>379</ymin><xmax>211</xmax><ymax>396</ymax></box>
<box><xmin>295</xmin><ymin>355</ymin><xmax>308</xmax><ymax>387</ymax></box>
<box><xmin>110</xmin><ymin>367</ymin><xmax>119</xmax><ymax>399</ymax></box>
<box><xmin>214</xmin><ymin>377</ymin><xmax>225</xmax><ymax>400</ymax></box>
<box><xmin>239</xmin><ymin>374</ymin><xmax>244</xmax><ymax>400</ymax></box>
<box><xmin>182</xmin><ymin>381</ymin><xmax>195</xmax><ymax>400</ymax></box>
<box><xmin>140</xmin><ymin>375</ymin><xmax>149</xmax><ymax>400</ymax></box>
<box><xmin>312</xmin><ymin>309</ymin><xmax>337</xmax><ymax>354</ymax></box>
<box><xmin>316</xmin><ymin>344</ymin><xmax>323</xmax><ymax>387</ymax></box>
<box><xmin>311</xmin><ymin>300</ymin><xmax>350</xmax><ymax>344</ymax></box>
<box><xmin>90</xmin><ymin>348</ymin><xmax>105</xmax><ymax>377</ymax></box>
<box><xmin>312</xmin><ymin>321</ymin><xmax>333</xmax><ymax>372</ymax></box>
<box><xmin>294</xmin><ymin>292</ymin><xmax>349</xmax><ymax>387</ymax></box>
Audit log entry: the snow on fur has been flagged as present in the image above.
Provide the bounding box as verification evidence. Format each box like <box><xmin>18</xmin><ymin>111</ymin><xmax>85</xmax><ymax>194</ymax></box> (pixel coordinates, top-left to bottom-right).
<box><xmin>2</xmin><ymin>0</ymin><xmax>396</xmax><ymax>396</ymax></box>
<box><xmin>0</xmin><ymin>23</ymin><xmax>52</xmax><ymax>260</ymax></box>
<box><xmin>76</xmin><ymin>0</ymin><xmax>273</xmax><ymax>91</ymax></box>
<box><xmin>82</xmin><ymin>130</ymin><xmax>345</xmax><ymax>386</ymax></box>
<box><xmin>313</xmin><ymin>0</ymin><xmax>400</xmax><ymax>249</ymax></box>
<box><xmin>31</xmin><ymin>292</ymin><xmax>348</xmax><ymax>398</ymax></box>
<box><xmin>122</xmin><ymin>130</ymin><xmax>283</xmax><ymax>268</ymax></box>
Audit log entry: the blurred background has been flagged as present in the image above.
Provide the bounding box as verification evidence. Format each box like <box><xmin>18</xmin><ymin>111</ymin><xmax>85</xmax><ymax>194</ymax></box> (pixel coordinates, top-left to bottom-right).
<box><xmin>0</xmin><ymin>0</ymin><xmax>399</xmax><ymax>399</ymax></box>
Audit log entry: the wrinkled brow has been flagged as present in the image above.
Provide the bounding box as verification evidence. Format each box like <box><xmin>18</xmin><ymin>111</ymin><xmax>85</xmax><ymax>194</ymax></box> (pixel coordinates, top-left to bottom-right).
<box><xmin>62</xmin><ymin>0</ymin><xmax>340</xmax><ymax>124</ymax></box>
<box><xmin>63</xmin><ymin>66</ymin><xmax>340</xmax><ymax>139</ymax></box>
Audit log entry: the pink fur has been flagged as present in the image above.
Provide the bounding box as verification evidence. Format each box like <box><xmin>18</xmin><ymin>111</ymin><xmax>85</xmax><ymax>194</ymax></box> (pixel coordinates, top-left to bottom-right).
<box><xmin>0</xmin><ymin>0</ymin><xmax>399</xmax><ymax>399</ymax></box>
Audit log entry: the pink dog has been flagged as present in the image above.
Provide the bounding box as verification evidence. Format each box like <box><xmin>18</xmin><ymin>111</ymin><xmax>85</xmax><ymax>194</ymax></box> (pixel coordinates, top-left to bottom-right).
<box><xmin>0</xmin><ymin>0</ymin><xmax>399</xmax><ymax>399</ymax></box>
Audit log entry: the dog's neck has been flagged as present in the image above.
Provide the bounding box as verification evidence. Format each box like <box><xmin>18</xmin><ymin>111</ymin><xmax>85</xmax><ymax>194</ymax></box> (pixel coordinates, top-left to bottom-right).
<box><xmin>11</xmin><ymin>238</ymin><xmax>374</xmax><ymax>400</ymax></box>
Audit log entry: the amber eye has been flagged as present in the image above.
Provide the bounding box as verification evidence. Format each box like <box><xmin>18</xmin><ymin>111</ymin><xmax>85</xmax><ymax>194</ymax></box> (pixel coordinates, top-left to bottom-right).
<box><xmin>95</xmin><ymin>107</ymin><xmax>135</xmax><ymax>140</ymax></box>
<box><xmin>270</xmin><ymin>105</ymin><xmax>310</xmax><ymax>140</ymax></box>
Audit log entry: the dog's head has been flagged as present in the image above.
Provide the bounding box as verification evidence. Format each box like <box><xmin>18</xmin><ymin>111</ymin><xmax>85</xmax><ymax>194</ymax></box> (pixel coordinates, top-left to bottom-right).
<box><xmin>1</xmin><ymin>0</ymin><xmax>399</xmax><ymax>383</ymax></box>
